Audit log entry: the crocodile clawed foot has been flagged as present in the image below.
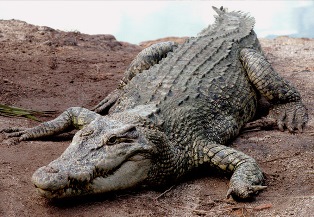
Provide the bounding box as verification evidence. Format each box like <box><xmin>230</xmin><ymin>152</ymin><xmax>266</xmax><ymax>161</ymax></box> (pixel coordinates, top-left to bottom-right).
<box><xmin>0</xmin><ymin>127</ymin><xmax>28</xmax><ymax>144</ymax></box>
<box><xmin>226</xmin><ymin>183</ymin><xmax>267</xmax><ymax>200</ymax></box>
<box><xmin>267</xmin><ymin>101</ymin><xmax>308</xmax><ymax>133</ymax></box>
<box><xmin>91</xmin><ymin>98</ymin><xmax>112</xmax><ymax>114</ymax></box>
<box><xmin>91</xmin><ymin>89</ymin><xmax>121</xmax><ymax>114</ymax></box>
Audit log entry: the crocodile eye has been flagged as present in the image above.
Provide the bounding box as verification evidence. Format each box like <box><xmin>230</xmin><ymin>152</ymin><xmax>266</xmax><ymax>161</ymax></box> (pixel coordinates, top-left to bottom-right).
<box><xmin>107</xmin><ymin>135</ymin><xmax>117</xmax><ymax>145</ymax></box>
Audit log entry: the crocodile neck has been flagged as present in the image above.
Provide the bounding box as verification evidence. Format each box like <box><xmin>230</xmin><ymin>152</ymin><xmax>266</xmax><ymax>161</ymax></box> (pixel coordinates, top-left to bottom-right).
<box><xmin>141</xmin><ymin>127</ymin><xmax>191</xmax><ymax>186</ymax></box>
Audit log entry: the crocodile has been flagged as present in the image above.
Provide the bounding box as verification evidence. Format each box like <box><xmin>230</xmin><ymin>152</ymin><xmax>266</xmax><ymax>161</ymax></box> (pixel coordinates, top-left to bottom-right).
<box><xmin>1</xmin><ymin>7</ymin><xmax>308</xmax><ymax>200</ymax></box>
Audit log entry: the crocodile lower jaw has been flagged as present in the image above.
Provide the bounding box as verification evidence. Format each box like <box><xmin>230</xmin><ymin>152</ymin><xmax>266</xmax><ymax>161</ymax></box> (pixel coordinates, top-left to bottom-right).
<box><xmin>35</xmin><ymin>187</ymin><xmax>83</xmax><ymax>199</ymax></box>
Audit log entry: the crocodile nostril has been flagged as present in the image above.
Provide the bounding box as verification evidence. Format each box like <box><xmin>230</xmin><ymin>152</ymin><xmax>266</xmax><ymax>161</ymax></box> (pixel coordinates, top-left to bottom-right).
<box><xmin>43</xmin><ymin>166</ymin><xmax>59</xmax><ymax>173</ymax></box>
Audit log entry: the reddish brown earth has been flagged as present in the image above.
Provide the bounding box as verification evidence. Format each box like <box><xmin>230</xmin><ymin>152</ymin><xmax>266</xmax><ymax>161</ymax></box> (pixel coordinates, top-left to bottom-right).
<box><xmin>0</xmin><ymin>20</ymin><xmax>313</xmax><ymax>217</ymax></box>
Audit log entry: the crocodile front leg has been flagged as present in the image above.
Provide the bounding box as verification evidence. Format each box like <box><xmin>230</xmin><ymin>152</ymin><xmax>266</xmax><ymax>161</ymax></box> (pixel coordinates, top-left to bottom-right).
<box><xmin>193</xmin><ymin>139</ymin><xmax>266</xmax><ymax>199</ymax></box>
<box><xmin>240</xmin><ymin>48</ymin><xmax>308</xmax><ymax>132</ymax></box>
<box><xmin>92</xmin><ymin>41</ymin><xmax>178</xmax><ymax>114</ymax></box>
<box><xmin>1</xmin><ymin>107</ymin><xmax>100</xmax><ymax>142</ymax></box>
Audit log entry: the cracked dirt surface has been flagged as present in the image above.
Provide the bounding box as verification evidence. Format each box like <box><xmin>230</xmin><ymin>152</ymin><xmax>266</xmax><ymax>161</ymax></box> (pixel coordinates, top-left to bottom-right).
<box><xmin>0</xmin><ymin>20</ymin><xmax>313</xmax><ymax>216</ymax></box>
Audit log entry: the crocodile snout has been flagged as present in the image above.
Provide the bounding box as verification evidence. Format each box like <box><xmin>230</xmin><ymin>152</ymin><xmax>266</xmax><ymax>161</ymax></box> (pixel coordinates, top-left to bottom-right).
<box><xmin>32</xmin><ymin>165</ymin><xmax>69</xmax><ymax>192</ymax></box>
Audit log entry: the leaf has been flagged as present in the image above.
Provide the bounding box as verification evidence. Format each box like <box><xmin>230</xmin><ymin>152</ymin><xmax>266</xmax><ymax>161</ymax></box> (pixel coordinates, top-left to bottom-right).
<box><xmin>0</xmin><ymin>104</ymin><xmax>56</xmax><ymax>122</ymax></box>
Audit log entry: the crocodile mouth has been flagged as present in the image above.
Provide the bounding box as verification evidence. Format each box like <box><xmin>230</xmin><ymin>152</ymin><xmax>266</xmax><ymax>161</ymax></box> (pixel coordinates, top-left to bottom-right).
<box><xmin>33</xmin><ymin>166</ymin><xmax>119</xmax><ymax>198</ymax></box>
<box><xmin>32</xmin><ymin>154</ymin><xmax>150</xmax><ymax>199</ymax></box>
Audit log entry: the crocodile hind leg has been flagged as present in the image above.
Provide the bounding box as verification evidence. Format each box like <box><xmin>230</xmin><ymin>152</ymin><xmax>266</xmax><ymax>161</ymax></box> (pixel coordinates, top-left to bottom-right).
<box><xmin>240</xmin><ymin>48</ymin><xmax>308</xmax><ymax>132</ymax></box>
<box><xmin>193</xmin><ymin>139</ymin><xmax>266</xmax><ymax>199</ymax></box>
<box><xmin>1</xmin><ymin>107</ymin><xmax>100</xmax><ymax>142</ymax></box>
<box><xmin>92</xmin><ymin>41</ymin><xmax>178</xmax><ymax>114</ymax></box>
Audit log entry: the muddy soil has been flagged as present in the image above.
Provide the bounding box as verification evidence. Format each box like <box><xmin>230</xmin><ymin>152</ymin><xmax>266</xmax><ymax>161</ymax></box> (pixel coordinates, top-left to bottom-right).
<box><xmin>0</xmin><ymin>20</ymin><xmax>313</xmax><ymax>217</ymax></box>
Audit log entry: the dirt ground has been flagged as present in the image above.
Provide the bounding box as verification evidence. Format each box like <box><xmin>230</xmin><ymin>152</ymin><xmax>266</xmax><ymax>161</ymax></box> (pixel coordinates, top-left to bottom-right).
<box><xmin>0</xmin><ymin>20</ymin><xmax>313</xmax><ymax>217</ymax></box>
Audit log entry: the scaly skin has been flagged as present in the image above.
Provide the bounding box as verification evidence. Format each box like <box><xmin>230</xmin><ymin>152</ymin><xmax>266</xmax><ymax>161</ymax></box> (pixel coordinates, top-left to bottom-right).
<box><xmin>92</xmin><ymin>41</ymin><xmax>178</xmax><ymax>114</ymax></box>
<box><xmin>1</xmin><ymin>6</ymin><xmax>307</xmax><ymax>200</ymax></box>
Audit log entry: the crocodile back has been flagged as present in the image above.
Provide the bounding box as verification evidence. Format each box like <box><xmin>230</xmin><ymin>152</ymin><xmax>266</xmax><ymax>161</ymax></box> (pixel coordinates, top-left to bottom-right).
<box><xmin>113</xmin><ymin>7</ymin><xmax>261</xmax><ymax>145</ymax></box>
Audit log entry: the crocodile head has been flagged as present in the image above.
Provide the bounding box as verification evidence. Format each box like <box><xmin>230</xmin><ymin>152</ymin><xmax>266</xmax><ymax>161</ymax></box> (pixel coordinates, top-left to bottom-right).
<box><xmin>31</xmin><ymin>117</ymin><xmax>155</xmax><ymax>198</ymax></box>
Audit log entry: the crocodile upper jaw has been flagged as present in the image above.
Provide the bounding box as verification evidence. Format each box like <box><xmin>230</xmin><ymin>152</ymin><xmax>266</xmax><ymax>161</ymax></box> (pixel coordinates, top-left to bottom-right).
<box><xmin>32</xmin><ymin>154</ymin><xmax>151</xmax><ymax>199</ymax></box>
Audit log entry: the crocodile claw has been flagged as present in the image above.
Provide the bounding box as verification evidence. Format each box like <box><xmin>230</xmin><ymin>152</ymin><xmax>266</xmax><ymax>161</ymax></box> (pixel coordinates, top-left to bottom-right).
<box><xmin>226</xmin><ymin>184</ymin><xmax>267</xmax><ymax>200</ymax></box>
